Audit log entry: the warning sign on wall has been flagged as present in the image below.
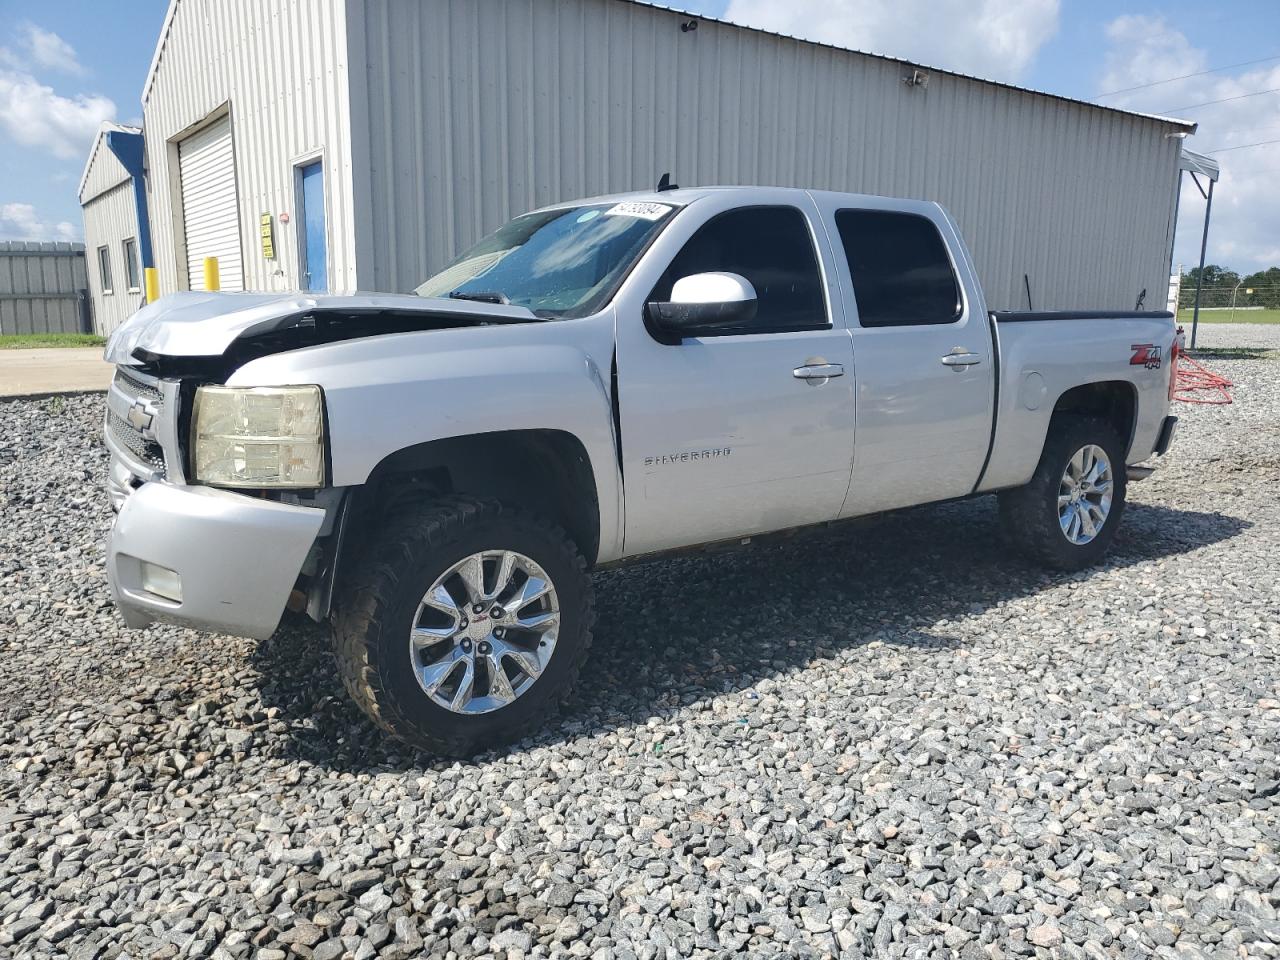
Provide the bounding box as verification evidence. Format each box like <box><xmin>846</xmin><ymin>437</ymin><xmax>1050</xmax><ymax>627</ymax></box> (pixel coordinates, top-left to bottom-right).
<box><xmin>260</xmin><ymin>213</ymin><xmax>276</xmax><ymax>260</ymax></box>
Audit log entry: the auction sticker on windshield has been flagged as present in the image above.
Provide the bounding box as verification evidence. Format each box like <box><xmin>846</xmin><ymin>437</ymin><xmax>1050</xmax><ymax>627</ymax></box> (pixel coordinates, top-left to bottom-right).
<box><xmin>605</xmin><ymin>201</ymin><xmax>673</xmax><ymax>220</ymax></box>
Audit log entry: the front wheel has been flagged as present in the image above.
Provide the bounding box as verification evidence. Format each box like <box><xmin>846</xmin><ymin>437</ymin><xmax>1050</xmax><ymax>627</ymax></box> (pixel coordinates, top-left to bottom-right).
<box><xmin>332</xmin><ymin>498</ymin><xmax>594</xmax><ymax>757</ymax></box>
<box><xmin>998</xmin><ymin>416</ymin><xmax>1128</xmax><ymax>570</ymax></box>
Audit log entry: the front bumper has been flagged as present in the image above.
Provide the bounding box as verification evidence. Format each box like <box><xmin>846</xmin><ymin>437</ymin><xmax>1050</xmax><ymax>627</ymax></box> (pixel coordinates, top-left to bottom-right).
<box><xmin>108</xmin><ymin>480</ymin><xmax>325</xmax><ymax>640</ymax></box>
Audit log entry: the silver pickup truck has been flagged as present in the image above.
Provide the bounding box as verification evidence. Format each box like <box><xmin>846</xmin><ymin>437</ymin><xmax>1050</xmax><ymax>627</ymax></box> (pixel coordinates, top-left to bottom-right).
<box><xmin>103</xmin><ymin>186</ymin><xmax>1179</xmax><ymax>755</ymax></box>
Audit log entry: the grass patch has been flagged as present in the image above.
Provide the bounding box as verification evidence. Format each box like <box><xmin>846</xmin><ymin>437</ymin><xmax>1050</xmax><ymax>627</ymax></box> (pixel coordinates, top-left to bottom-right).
<box><xmin>0</xmin><ymin>333</ymin><xmax>106</xmax><ymax>349</ymax></box>
<box><xmin>1178</xmin><ymin>309</ymin><xmax>1280</xmax><ymax>325</ymax></box>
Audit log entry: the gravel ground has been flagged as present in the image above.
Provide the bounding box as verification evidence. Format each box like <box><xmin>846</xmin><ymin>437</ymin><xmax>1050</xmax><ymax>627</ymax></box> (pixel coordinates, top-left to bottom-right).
<box><xmin>2</xmin><ymin>361</ymin><xmax>1278</xmax><ymax>960</ymax></box>
<box><xmin>1185</xmin><ymin>323</ymin><xmax>1280</xmax><ymax>351</ymax></box>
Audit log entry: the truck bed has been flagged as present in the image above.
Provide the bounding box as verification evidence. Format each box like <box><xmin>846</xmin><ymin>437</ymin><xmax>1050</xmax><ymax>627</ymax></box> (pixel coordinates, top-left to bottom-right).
<box><xmin>978</xmin><ymin>308</ymin><xmax>1178</xmax><ymax>494</ymax></box>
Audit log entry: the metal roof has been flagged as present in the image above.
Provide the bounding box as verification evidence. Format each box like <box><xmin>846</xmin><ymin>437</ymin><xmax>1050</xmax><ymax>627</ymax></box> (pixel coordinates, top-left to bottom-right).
<box><xmin>1179</xmin><ymin>148</ymin><xmax>1220</xmax><ymax>182</ymax></box>
<box><xmin>620</xmin><ymin>0</ymin><xmax>1199</xmax><ymax>134</ymax></box>
<box><xmin>141</xmin><ymin>0</ymin><xmax>178</xmax><ymax>103</ymax></box>
<box><xmin>77</xmin><ymin>121</ymin><xmax>143</xmax><ymax>204</ymax></box>
<box><xmin>143</xmin><ymin>0</ymin><xmax>1198</xmax><ymax>135</ymax></box>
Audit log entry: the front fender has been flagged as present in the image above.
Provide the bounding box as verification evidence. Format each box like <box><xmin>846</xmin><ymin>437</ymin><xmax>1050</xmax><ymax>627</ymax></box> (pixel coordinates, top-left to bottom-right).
<box><xmin>227</xmin><ymin>316</ymin><xmax>624</xmax><ymax>560</ymax></box>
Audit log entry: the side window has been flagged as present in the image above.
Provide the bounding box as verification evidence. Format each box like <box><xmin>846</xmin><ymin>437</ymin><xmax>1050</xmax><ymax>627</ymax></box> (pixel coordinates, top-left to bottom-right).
<box><xmin>835</xmin><ymin>210</ymin><xmax>962</xmax><ymax>326</ymax></box>
<box><xmin>123</xmin><ymin>238</ymin><xmax>141</xmax><ymax>292</ymax></box>
<box><xmin>97</xmin><ymin>245</ymin><xmax>113</xmax><ymax>295</ymax></box>
<box><xmin>652</xmin><ymin>206</ymin><xmax>827</xmax><ymax>332</ymax></box>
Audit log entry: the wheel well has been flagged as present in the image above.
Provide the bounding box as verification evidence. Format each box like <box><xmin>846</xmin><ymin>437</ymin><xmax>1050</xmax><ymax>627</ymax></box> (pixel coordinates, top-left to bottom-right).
<box><xmin>1051</xmin><ymin>381</ymin><xmax>1137</xmax><ymax>457</ymax></box>
<box><xmin>352</xmin><ymin>430</ymin><xmax>601</xmax><ymax>564</ymax></box>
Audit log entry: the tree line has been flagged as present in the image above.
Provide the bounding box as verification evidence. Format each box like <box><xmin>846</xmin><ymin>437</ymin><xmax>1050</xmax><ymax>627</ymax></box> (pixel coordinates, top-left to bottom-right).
<box><xmin>1178</xmin><ymin>265</ymin><xmax>1280</xmax><ymax>309</ymax></box>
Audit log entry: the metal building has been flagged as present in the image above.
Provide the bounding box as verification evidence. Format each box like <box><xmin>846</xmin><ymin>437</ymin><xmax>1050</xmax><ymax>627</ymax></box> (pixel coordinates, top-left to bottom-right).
<box><xmin>79</xmin><ymin>122</ymin><xmax>152</xmax><ymax>334</ymax></box>
<box><xmin>138</xmin><ymin>0</ymin><xmax>1197</xmax><ymax>312</ymax></box>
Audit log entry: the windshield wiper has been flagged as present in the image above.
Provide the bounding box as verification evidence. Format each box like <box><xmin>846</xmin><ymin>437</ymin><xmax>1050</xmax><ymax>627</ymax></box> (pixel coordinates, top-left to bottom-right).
<box><xmin>448</xmin><ymin>290</ymin><xmax>509</xmax><ymax>304</ymax></box>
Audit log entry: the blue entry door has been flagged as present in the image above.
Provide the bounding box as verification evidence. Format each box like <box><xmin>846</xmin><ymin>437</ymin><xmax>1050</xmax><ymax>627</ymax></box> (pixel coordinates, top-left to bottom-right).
<box><xmin>299</xmin><ymin>161</ymin><xmax>327</xmax><ymax>291</ymax></box>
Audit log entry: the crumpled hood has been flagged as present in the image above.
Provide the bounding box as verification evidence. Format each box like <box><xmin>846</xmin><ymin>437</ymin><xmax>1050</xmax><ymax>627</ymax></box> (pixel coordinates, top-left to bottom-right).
<box><xmin>104</xmin><ymin>290</ymin><xmax>536</xmax><ymax>364</ymax></box>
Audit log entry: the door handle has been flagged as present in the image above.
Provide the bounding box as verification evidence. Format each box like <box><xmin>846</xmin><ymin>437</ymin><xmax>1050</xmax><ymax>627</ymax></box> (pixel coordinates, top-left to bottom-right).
<box><xmin>941</xmin><ymin>350</ymin><xmax>982</xmax><ymax>367</ymax></box>
<box><xmin>793</xmin><ymin>363</ymin><xmax>845</xmax><ymax>381</ymax></box>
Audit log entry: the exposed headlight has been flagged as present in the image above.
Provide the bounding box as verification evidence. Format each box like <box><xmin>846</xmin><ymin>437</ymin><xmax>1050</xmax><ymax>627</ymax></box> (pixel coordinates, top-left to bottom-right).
<box><xmin>192</xmin><ymin>385</ymin><xmax>326</xmax><ymax>488</ymax></box>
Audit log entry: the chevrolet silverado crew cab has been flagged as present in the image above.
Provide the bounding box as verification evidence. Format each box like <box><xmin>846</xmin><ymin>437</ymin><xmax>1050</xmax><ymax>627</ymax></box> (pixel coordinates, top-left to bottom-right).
<box><xmin>103</xmin><ymin>186</ymin><xmax>1179</xmax><ymax>756</ymax></box>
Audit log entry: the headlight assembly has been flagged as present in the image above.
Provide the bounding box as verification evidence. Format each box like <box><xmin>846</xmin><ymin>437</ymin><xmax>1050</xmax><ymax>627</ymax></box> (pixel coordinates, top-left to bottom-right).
<box><xmin>192</xmin><ymin>385</ymin><xmax>326</xmax><ymax>488</ymax></box>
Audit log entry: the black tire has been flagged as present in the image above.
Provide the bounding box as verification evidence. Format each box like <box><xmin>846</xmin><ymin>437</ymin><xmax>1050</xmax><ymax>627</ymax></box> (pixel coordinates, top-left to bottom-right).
<box><xmin>998</xmin><ymin>416</ymin><xmax>1127</xmax><ymax>571</ymax></box>
<box><xmin>331</xmin><ymin>497</ymin><xmax>594</xmax><ymax>757</ymax></box>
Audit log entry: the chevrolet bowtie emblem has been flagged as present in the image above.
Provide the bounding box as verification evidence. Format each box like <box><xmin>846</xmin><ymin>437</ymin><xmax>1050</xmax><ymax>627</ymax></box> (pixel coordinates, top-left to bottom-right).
<box><xmin>126</xmin><ymin>399</ymin><xmax>154</xmax><ymax>433</ymax></box>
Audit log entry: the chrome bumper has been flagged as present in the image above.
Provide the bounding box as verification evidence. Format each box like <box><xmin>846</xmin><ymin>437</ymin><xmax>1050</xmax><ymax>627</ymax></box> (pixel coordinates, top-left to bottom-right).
<box><xmin>107</xmin><ymin>478</ymin><xmax>325</xmax><ymax>641</ymax></box>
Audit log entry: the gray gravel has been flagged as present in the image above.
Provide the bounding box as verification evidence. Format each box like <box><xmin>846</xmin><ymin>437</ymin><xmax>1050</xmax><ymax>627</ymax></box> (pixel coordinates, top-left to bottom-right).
<box><xmin>2</xmin><ymin>360</ymin><xmax>1278</xmax><ymax>960</ymax></box>
<box><xmin>1184</xmin><ymin>322</ymin><xmax>1280</xmax><ymax>351</ymax></box>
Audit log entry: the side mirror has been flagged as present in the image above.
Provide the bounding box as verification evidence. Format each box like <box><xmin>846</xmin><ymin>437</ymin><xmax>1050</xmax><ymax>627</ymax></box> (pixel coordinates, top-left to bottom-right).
<box><xmin>646</xmin><ymin>272</ymin><xmax>758</xmax><ymax>336</ymax></box>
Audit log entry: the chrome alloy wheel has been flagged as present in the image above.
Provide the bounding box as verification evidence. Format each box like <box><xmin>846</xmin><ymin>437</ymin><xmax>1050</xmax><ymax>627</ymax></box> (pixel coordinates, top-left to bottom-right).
<box><xmin>1058</xmin><ymin>444</ymin><xmax>1114</xmax><ymax>546</ymax></box>
<box><xmin>409</xmin><ymin>550</ymin><xmax>560</xmax><ymax>715</ymax></box>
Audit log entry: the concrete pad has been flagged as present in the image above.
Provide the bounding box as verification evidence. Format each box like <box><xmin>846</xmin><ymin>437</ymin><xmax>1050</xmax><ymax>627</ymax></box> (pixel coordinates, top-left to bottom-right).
<box><xmin>0</xmin><ymin>347</ymin><xmax>113</xmax><ymax>398</ymax></box>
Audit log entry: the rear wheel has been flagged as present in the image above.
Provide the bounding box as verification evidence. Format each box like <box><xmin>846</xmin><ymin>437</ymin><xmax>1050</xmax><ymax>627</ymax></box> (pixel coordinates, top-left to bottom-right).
<box><xmin>998</xmin><ymin>416</ymin><xmax>1127</xmax><ymax>570</ymax></box>
<box><xmin>332</xmin><ymin>498</ymin><xmax>593</xmax><ymax>757</ymax></box>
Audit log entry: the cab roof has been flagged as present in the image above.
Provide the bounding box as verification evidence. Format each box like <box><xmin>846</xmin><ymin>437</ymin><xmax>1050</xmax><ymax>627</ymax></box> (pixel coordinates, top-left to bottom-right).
<box><xmin>535</xmin><ymin>184</ymin><xmax>946</xmax><ymax>213</ymax></box>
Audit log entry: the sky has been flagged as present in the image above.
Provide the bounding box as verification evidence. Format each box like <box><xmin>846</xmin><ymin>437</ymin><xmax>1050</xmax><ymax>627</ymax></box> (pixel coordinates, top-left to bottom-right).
<box><xmin>0</xmin><ymin>0</ymin><xmax>1276</xmax><ymax>273</ymax></box>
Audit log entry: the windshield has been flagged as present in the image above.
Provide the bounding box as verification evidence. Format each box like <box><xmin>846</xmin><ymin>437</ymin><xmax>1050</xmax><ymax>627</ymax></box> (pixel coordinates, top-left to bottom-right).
<box><xmin>414</xmin><ymin>201</ymin><xmax>676</xmax><ymax>318</ymax></box>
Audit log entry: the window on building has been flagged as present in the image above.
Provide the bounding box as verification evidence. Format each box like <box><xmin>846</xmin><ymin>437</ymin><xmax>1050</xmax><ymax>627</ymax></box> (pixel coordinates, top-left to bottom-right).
<box><xmin>651</xmin><ymin>206</ymin><xmax>828</xmax><ymax>333</ymax></box>
<box><xmin>834</xmin><ymin>210</ymin><xmax>962</xmax><ymax>326</ymax></box>
<box><xmin>123</xmin><ymin>238</ymin><xmax>140</xmax><ymax>292</ymax></box>
<box><xmin>98</xmin><ymin>245</ymin><xmax>113</xmax><ymax>295</ymax></box>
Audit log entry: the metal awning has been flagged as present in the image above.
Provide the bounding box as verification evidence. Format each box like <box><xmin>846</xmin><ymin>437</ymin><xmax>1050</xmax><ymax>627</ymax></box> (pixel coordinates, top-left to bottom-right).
<box><xmin>1179</xmin><ymin>148</ymin><xmax>1220</xmax><ymax>182</ymax></box>
<box><xmin>1179</xmin><ymin>147</ymin><xmax>1222</xmax><ymax>347</ymax></box>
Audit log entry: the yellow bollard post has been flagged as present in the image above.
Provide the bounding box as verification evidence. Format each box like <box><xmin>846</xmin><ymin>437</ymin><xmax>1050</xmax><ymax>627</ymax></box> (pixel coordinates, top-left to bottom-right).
<box><xmin>144</xmin><ymin>267</ymin><xmax>160</xmax><ymax>304</ymax></box>
<box><xmin>203</xmin><ymin>256</ymin><xmax>220</xmax><ymax>291</ymax></box>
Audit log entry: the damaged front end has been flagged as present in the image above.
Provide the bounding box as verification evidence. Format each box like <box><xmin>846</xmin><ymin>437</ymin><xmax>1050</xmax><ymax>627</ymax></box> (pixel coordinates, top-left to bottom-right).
<box><xmin>102</xmin><ymin>290</ymin><xmax>540</xmax><ymax>638</ymax></box>
<box><xmin>107</xmin><ymin>289</ymin><xmax>540</xmax><ymax>380</ymax></box>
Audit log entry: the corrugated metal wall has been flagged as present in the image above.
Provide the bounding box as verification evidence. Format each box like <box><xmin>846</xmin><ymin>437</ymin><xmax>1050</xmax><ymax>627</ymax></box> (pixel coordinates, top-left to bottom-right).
<box><xmin>83</xmin><ymin>181</ymin><xmax>144</xmax><ymax>335</ymax></box>
<box><xmin>0</xmin><ymin>243</ymin><xmax>90</xmax><ymax>336</ymax></box>
<box><xmin>142</xmin><ymin>0</ymin><xmax>357</xmax><ymax>296</ymax></box>
<box><xmin>81</xmin><ymin>134</ymin><xmax>132</xmax><ymax>205</ymax></box>
<box><xmin>348</xmin><ymin>0</ymin><xmax>1184</xmax><ymax>310</ymax></box>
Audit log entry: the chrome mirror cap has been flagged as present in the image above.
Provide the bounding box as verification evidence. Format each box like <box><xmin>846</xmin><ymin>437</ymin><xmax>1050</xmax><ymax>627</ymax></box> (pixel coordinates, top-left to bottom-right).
<box><xmin>670</xmin><ymin>271</ymin><xmax>757</xmax><ymax>305</ymax></box>
<box><xmin>647</xmin><ymin>272</ymin><xmax>758</xmax><ymax>336</ymax></box>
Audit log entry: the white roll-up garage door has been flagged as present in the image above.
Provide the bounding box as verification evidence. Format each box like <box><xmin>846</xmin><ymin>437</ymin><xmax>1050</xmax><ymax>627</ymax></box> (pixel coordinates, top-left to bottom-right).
<box><xmin>178</xmin><ymin>117</ymin><xmax>244</xmax><ymax>291</ymax></box>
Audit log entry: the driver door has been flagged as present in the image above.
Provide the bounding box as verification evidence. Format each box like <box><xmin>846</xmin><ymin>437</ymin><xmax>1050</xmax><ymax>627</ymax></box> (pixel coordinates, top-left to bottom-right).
<box><xmin>613</xmin><ymin>195</ymin><xmax>856</xmax><ymax>556</ymax></box>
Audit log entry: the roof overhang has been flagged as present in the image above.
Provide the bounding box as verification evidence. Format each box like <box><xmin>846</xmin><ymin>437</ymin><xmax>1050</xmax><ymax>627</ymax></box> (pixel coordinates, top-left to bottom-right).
<box><xmin>77</xmin><ymin>121</ymin><xmax>143</xmax><ymax>205</ymax></box>
<box><xmin>624</xmin><ymin>1</ymin><xmax>1200</xmax><ymax>133</ymax></box>
<box><xmin>142</xmin><ymin>0</ymin><xmax>179</xmax><ymax>104</ymax></box>
<box><xmin>1178</xmin><ymin>148</ymin><xmax>1220</xmax><ymax>183</ymax></box>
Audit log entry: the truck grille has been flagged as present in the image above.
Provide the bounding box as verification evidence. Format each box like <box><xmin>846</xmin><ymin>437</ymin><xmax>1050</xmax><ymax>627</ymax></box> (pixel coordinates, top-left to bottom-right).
<box><xmin>108</xmin><ymin>369</ymin><xmax>167</xmax><ymax>475</ymax></box>
<box><xmin>116</xmin><ymin>366</ymin><xmax>163</xmax><ymax>405</ymax></box>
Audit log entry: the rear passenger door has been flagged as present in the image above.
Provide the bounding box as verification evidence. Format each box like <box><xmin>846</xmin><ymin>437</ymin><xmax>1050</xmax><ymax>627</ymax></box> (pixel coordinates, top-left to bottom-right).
<box><xmin>815</xmin><ymin>198</ymin><xmax>995</xmax><ymax>517</ymax></box>
<box><xmin>614</xmin><ymin>194</ymin><xmax>857</xmax><ymax>555</ymax></box>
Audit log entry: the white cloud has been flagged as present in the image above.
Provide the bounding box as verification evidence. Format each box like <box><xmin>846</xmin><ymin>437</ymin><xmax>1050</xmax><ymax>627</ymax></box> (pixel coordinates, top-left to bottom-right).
<box><xmin>0</xmin><ymin>68</ymin><xmax>115</xmax><ymax>159</ymax></box>
<box><xmin>721</xmin><ymin>0</ymin><xmax>1060</xmax><ymax>82</ymax></box>
<box><xmin>1099</xmin><ymin>15</ymin><xmax>1205</xmax><ymax>97</ymax></box>
<box><xmin>0</xmin><ymin>202</ymin><xmax>80</xmax><ymax>242</ymax></box>
<box><xmin>20</xmin><ymin>24</ymin><xmax>85</xmax><ymax>76</ymax></box>
<box><xmin>0</xmin><ymin>23</ymin><xmax>85</xmax><ymax>77</ymax></box>
<box><xmin>1099</xmin><ymin>16</ymin><xmax>1280</xmax><ymax>272</ymax></box>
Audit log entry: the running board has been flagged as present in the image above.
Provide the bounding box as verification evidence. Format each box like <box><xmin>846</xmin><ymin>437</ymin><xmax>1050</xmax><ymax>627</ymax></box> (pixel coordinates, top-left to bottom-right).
<box><xmin>1127</xmin><ymin>465</ymin><xmax>1156</xmax><ymax>481</ymax></box>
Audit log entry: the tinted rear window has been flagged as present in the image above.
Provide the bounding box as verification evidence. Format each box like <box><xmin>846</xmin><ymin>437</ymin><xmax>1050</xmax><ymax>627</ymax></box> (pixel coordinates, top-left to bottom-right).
<box><xmin>835</xmin><ymin>210</ymin><xmax>962</xmax><ymax>326</ymax></box>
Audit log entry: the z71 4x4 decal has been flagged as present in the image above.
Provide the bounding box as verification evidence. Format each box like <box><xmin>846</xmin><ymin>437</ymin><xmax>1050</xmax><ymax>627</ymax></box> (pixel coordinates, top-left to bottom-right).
<box><xmin>1130</xmin><ymin>344</ymin><xmax>1163</xmax><ymax>369</ymax></box>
